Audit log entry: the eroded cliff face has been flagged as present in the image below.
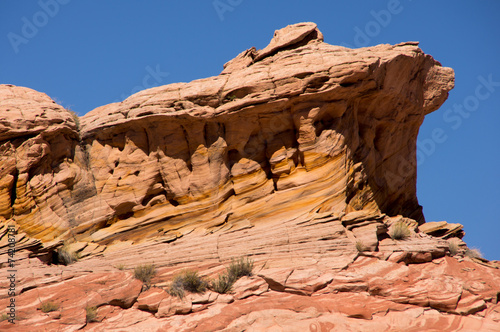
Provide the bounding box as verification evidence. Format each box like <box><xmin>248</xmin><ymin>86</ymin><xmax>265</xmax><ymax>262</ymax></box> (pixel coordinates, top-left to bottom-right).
<box><xmin>1</xmin><ymin>23</ymin><xmax>453</xmax><ymax>245</ymax></box>
<box><xmin>0</xmin><ymin>86</ymin><xmax>112</xmax><ymax>241</ymax></box>
<box><xmin>2</xmin><ymin>23</ymin><xmax>498</xmax><ymax>332</ymax></box>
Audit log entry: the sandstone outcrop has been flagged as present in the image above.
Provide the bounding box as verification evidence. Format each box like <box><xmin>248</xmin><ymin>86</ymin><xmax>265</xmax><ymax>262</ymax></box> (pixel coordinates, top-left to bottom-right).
<box><xmin>1</xmin><ymin>23</ymin><xmax>498</xmax><ymax>331</ymax></box>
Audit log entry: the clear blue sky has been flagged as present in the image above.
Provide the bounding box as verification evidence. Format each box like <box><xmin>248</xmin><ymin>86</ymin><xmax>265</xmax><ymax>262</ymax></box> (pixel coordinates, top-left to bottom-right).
<box><xmin>1</xmin><ymin>1</ymin><xmax>498</xmax><ymax>259</ymax></box>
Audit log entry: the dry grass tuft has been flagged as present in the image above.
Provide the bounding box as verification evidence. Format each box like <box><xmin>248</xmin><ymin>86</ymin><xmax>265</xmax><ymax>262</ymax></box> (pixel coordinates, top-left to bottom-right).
<box><xmin>115</xmin><ymin>263</ymin><xmax>126</xmax><ymax>270</ymax></box>
<box><xmin>85</xmin><ymin>306</ymin><xmax>98</xmax><ymax>323</ymax></box>
<box><xmin>465</xmin><ymin>247</ymin><xmax>483</xmax><ymax>259</ymax></box>
<box><xmin>134</xmin><ymin>264</ymin><xmax>156</xmax><ymax>285</ymax></box>
<box><xmin>448</xmin><ymin>240</ymin><xmax>460</xmax><ymax>256</ymax></box>
<box><xmin>40</xmin><ymin>301</ymin><xmax>59</xmax><ymax>313</ymax></box>
<box><xmin>389</xmin><ymin>222</ymin><xmax>411</xmax><ymax>240</ymax></box>
<box><xmin>57</xmin><ymin>243</ymin><xmax>79</xmax><ymax>265</ymax></box>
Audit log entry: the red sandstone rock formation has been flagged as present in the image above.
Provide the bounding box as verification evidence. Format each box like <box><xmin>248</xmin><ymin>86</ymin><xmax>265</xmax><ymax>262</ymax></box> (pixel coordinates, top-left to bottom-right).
<box><xmin>0</xmin><ymin>23</ymin><xmax>498</xmax><ymax>331</ymax></box>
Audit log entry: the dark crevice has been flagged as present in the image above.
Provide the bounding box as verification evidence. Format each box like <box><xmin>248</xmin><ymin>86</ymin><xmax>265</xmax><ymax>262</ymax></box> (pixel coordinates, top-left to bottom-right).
<box><xmin>340</xmin><ymin>82</ymin><xmax>356</xmax><ymax>88</ymax></box>
<box><xmin>180</xmin><ymin>125</ymin><xmax>193</xmax><ymax>172</ymax></box>
<box><xmin>254</xmin><ymin>29</ymin><xmax>321</xmax><ymax>63</ymax></box>
<box><xmin>10</xmin><ymin>169</ymin><xmax>18</xmax><ymax>207</ymax></box>
<box><xmin>5</xmin><ymin>134</ymin><xmax>38</xmax><ymax>148</ymax></box>
<box><xmin>228</xmin><ymin>149</ymin><xmax>240</xmax><ymax>169</ymax></box>
<box><xmin>272</xmin><ymin>177</ymin><xmax>279</xmax><ymax>191</ymax></box>
<box><xmin>168</xmin><ymin>199</ymin><xmax>179</xmax><ymax>207</ymax></box>
<box><xmin>305</xmin><ymin>76</ymin><xmax>330</xmax><ymax>92</ymax></box>
<box><xmin>19</xmin><ymin>285</ymin><xmax>38</xmax><ymax>294</ymax></box>
<box><xmin>117</xmin><ymin>211</ymin><xmax>134</xmax><ymax>220</ymax></box>
<box><xmin>143</xmin><ymin>128</ymin><xmax>151</xmax><ymax>156</ymax></box>
<box><xmin>141</xmin><ymin>190</ymin><xmax>167</xmax><ymax>207</ymax></box>
<box><xmin>203</xmin><ymin>123</ymin><xmax>209</xmax><ymax>146</ymax></box>
<box><xmin>293</xmin><ymin>72</ymin><xmax>314</xmax><ymax>79</ymax></box>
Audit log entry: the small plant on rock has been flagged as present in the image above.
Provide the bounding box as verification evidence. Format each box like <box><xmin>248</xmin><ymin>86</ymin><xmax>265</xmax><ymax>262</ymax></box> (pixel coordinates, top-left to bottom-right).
<box><xmin>85</xmin><ymin>306</ymin><xmax>98</xmax><ymax>323</ymax></box>
<box><xmin>448</xmin><ymin>240</ymin><xmax>460</xmax><ymax>256</ymax></box>
<box><xmin>209</xmin><ymin>256</ymin><xmax>254</xmax><ymax>295</ymax></box>
<box><xmin>355</xmin><ymin>241</ymin><xmax>366</xmax><ymax>252</ymax></box>
<box><xmin>57</xmin><ymin>243</ymin><xmax>79</xmax><ymax>265</ymax></box>
<box><xmin>465</xmin><ymin>247</ymin><xmax>483</xmax><ymax>259</ymax></box>
<box><xmin>389</xmin><ymin>222</ymin><xmax>411</xmax><ymax>240</ymax></box>
<box><xmin>1</xmin><ymin>313</ymin><xmax>8</xmax><ymax>321</ymax></box>
<box><xmin>168</xmin><ymin>280</ymin><xmax>185</xmax><ymax>298</ymax></box>
<box><xmin>168</xmin><ymin>270</ymin><xmax>208</xmax><ymax>298</ymax></box>
<box><xmin>180</xmin><ymin>270</ymin><xmax>207</xmax><ymax>293</ymax></box>
<box><xmin>134</xmin><ymin>264</ymin><xmax>156</xmax><ymax>286</ymax></box>
<box><xmin>40</xmin><ymin>301</ymin><xmax>59</xmax><ymax>313</ymax></box>
<box><xmin>226</xmin><ymin>257</ymin><xmax>254</xmax><ymax>280</ymax></box>
<box><xmin>115</xmin><ymin>263</ymin><xmax>126</xmax><ymax>270</ymax></box>
<box><xmin>67</xmin><ymin>108</ymin><xmax>80</xmax><ymax>128</ymax></box>
<box><xmin>210</xmin><ymin>273</ymin><xmax>234</xmax><ymax>294</ymax></box>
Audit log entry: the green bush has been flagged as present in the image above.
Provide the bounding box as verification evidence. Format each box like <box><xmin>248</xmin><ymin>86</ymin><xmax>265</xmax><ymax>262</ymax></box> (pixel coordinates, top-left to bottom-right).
<box><xmin>210</xmin><ymin>273</ymin><xmax>234</xmax><ymax>294</ymax></box>
<box><xmin>389</xmin><ymin>222</ymin><xmax>411</xmax><ymax>240</ymax></box>
<box><xmin>168</xmin><ymin>270</ymin><xmax>208</xmax><ymax>298</ymax></box>
<box><xmin>85</xmin><ymin>306</ymin><xmax>98</xmax><ymax>323</ymax></box>
<box><xmin>168</xmin><ymin>281</ymin><xmax>185</xmax><ymax>298</ymax></box>
<box><xmin>226</xmin><ymin>257</ymin><xmax>253</xmax><ymax>280</ymax></box>
<box><xmin>134</xmin><ymin>264</ymin><xmax>156</xmax><ymax>285</ymax></box>
<box><xmin>57</xmin><ymin>244</ymin><xmax>79</xmax><ymax>265</ymax></box>
<box><xmin>40</xmin><ymin>301</ymin><xmax>59</xmax><ymax>313</ymax></box>
<box><xmin>178</xmin><ymin>270</ymin><xmax>207</xmax><ymax>293</ymax></box>
<box><xmin>209</xmin><ymin>257</ymin><xmax>254</xmax><ymax>295</ymax></box>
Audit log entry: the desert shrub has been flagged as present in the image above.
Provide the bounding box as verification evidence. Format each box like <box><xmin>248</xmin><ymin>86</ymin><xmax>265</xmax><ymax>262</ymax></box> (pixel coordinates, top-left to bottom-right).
<box><xmin>134</xmin><ymin>264</ymin><xmax>156</xmax><ymax>285</ymax></box>
<box><xmin>85</xmin><ymin>306</ymin><xmax>98</xmax><ymax>323</ymax></box>
<box><xmin>168</xmin><ymin>281</ymin><xmax>185</xmax><ymax>298</ymax></box>
<box><xmin>226</xmin><ymin>257</ymin><xmax>253</xmax><ymax>280</ymax></box>
<box><xmin>465</xmin><ymin>247</ymin><xmax>483</xmax><ymax>259</ymax></box>
<box><xmin>178</xmin><ymin>270</ymin><xmax>207</xmax><ymax>293</ymax></box>
<box><xmin>40</xmin><ymin>301</ymin><xmax>59</xmax><ymax>313</ymax></box>
<box><xmin>1</xmin><ymin>313</ymin><xmax>8</xmax><ymax>321</ymax></box>
<box><xmin>57</xmin><ymin>244</ymin><xmax>79</xmax><ymax>265</ymax></box>
<box><xmin>210</xmin><ymin>273</ymin><xmax>234</xmax><ymax>294</ymax></box>
<box><xmin>67</xmin><ymin>108</ymin><xmax>80</xmax><ymax>128</ymax></box>
<box><xmin>355</xmin><ymin>241</ymin><xmax>366</xmax><ymax>252</ymax></box>
<box><xmin>115</xmin><ymin>263</ymin><xmax>126</xmax><ymax>270</ymax></box>
<box><xmin>448</xmin><ymin>240</ymin><xmax>460</xmax><ymax>256</ymax></box>
<box><xmin>389</xmin><ymin>222</ymin><xmax>411</xmax><ymax>240</ymax></box>
<box><xmin>168</xmin><ymin>270</ymin><xmax>208</xmax><ymax>298</ymax></box>
<box><xmin>209</xmin><ymin>256</ymin><xmax>254</xmax><ymax>295</ymax></box>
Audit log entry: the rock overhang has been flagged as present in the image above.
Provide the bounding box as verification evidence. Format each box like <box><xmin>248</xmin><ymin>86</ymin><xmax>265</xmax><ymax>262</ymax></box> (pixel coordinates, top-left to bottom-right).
<box><xmin>1</xmin><ymin>22</ymin><xmax>454</xmax><ymax>244</ymax></box>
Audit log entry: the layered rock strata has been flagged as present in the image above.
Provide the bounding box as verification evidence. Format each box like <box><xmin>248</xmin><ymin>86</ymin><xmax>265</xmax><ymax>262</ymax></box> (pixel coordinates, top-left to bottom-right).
<box><xmin>1</xmin><ymin>23</ymin><xmax>498</xmax><ymax>331</ymax></box>
<box><xmin>1</xmin><ymin>22</ymin><xmax>453</xmax><ymax>246</ymax></box>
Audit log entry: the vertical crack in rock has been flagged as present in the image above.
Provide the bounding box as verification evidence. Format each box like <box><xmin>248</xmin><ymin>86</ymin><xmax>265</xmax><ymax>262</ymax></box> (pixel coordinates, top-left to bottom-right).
<box><xmin>9</xmin><ymin>168</ymin><xmax>18</xmax><ymax>209</ymax></box>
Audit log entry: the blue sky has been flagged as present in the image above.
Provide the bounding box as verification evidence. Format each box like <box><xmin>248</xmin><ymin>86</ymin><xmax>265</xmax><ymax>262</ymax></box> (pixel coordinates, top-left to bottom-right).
<box><xmin>1</xmin><ymin>1</ymin><xmax>498</xmax><ymax>259</ymax></box>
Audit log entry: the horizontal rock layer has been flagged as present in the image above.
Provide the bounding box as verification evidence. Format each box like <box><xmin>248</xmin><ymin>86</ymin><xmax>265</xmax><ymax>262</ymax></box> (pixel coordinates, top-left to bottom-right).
<box><xmin>1</xmin><ymin>244</ymin><xmax>499</xmax><ymax>331</ymax></box>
